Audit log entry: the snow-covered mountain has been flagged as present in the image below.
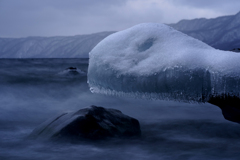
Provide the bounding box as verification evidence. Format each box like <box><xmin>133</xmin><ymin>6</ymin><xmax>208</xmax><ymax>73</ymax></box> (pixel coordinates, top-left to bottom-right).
<box><xmin>169</xmin><ymin>11</ymin><xmax>240</xmax><ymax>50</ymax></box>
<box><xmin>0</xmin><ymin>32</ymin><xmax>113</xmax><ymax>58</ymax></box>
<box><xmin>0</xmin><ymin>12</ymin><xmax>239</xmax><ymax>58</ymax></box>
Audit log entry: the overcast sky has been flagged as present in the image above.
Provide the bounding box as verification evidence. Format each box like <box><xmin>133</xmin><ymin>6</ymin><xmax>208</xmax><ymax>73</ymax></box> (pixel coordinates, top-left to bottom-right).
<box><xmin>0</xmin><ymin>0</ymin><xmax>239</xmax><ymax>37</ymax></box>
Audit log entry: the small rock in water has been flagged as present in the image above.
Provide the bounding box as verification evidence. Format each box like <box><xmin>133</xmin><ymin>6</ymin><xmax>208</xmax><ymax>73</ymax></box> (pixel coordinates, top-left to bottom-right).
<box><xmin>57</xmin><ymin>67</ymin><xmax>86</xmax><ymax>76</ymax></box>
<box><xmin>29</xmin><ymin>105</ymin><xmax>141</xmax><ymax>141</ymax></box>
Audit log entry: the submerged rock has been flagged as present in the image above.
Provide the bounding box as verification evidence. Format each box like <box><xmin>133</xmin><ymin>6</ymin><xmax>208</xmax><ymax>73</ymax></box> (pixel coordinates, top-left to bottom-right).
<box><xmin>29</xmin><ymin>105</ymin><xmax>141</xmax><ymax>141</ymax></box>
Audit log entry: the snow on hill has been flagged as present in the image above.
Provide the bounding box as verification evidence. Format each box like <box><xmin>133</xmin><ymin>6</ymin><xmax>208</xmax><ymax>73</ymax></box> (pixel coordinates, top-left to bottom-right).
<box><xmin>169</xmin><ymin>11</ymin><xmax>240</xmax><ymax>50</ymax></box>
<box><xmin>0</xmin><ymin>32</ymin><xmax>113</xmax><ymax>58</ymax></box>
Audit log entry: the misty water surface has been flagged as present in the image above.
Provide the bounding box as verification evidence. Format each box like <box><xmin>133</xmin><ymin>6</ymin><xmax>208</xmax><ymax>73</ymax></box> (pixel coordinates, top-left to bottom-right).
<box><xmin>0</xmin><ymin>59</ymin><xmax>240</xmax><ymax>160</ymax></box>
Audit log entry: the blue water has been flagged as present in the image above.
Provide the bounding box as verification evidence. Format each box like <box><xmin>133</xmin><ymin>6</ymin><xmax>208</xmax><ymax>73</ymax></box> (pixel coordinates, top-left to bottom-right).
<box><xmin>0</xmin><ymin>59</ymin><xmax>240</xmax><ymax>160</ymax></box>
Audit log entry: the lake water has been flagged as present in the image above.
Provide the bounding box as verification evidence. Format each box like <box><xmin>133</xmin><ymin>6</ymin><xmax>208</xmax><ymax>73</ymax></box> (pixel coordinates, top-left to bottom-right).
<box><xmin>0</xmin><ymin>58</ymin><xmax>240</xmax><ymax>160</ymax></box>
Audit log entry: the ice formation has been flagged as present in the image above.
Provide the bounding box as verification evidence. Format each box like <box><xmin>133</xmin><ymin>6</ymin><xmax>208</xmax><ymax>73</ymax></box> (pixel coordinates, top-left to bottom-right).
<box><xmin>88</xmin><ymin>23</ymin><xmax>240</xmax><ymax>102</ymax></box>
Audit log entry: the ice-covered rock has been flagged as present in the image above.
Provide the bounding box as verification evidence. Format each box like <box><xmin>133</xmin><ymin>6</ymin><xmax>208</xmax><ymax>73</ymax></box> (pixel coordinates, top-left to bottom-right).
<box><xmin>88</xmin><ymin>23</ymin><xmax>240</xmax><ymax>102</ymax></box>
<box><xmin>29</xmin><ymin>105</ymin><xmax>141</xmax><ymax>141</ymax></box>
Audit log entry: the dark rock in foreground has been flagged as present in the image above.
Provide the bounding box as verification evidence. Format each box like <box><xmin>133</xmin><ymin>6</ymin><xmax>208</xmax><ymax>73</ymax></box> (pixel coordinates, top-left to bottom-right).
<box><xmin>208</xmin><ymin>95</ymin><xmax>240</xmax><ymax>124</ymax></box>
<box><xmin>29</xmin><ymin>105</ymin><xmax>141</xmax><ymax>141</ymax></box>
